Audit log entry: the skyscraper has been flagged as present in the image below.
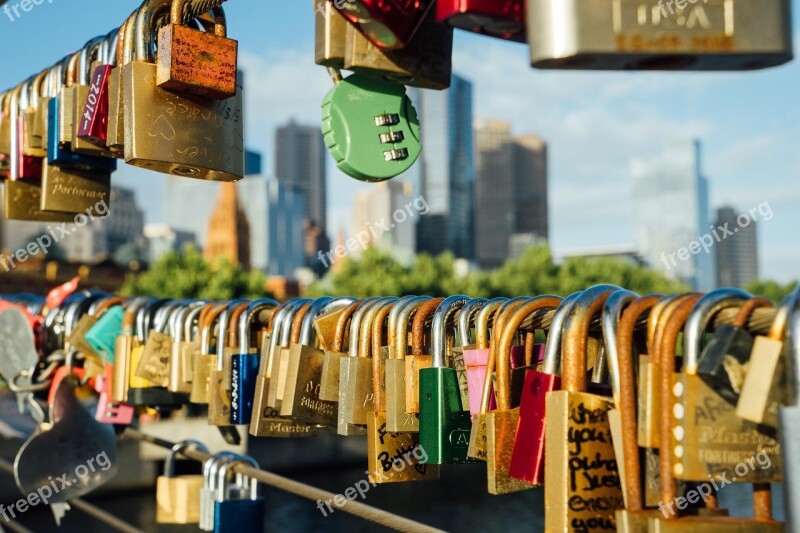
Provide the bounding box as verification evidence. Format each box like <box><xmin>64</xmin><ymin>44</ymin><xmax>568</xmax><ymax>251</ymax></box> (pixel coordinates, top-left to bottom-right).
<box><xmin>352</xmin><ymin>181</ymin><xmax>417</xmax><ymax>265</ymax></box>
<box><xmin>631</xmin><ymin>140</ymin><xmax>715</xmax><ymax>291</ymax></box>
<box><xmin>414</xmin><ymin>74</ymin><xmax>474</xmax><ymax>259</ymax></box>
<box><xmin>275</xmin><ymin>120</ymin><xmax>327</xmax><ymax>230</ymax></box>
<box><xmin>473</xmin><ymin>120</ymin><xmax>549</xmax><ymax>268</ymax></box>
<box><xmin>715</xmin><ymin>206</ymin><xmax>759</xmax><ymax>288</ymax></box>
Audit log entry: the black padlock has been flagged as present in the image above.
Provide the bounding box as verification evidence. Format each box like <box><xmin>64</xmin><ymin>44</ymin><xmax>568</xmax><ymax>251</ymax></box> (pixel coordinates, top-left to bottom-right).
<box><xmin>696</xmin><ymin>323</ymin><xmax>755</xmax><ymax>404</ymax></box>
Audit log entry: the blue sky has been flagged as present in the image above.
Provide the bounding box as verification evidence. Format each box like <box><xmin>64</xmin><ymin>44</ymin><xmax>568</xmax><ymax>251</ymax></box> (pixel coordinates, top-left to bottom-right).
<box><xmin>1</xmin><ymin>0</ymin><xmax>798</xmax><ymax>281</ymax></box>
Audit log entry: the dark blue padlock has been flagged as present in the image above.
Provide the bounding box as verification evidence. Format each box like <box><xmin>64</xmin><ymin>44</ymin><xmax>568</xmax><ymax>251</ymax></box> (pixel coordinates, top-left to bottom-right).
<box><xmin>47</xmin><ymin>96</ymin><xmax>116</xmax><ymax>172</ymax></box>
<box><xmin>213</xmin><ymin>456</ymin><xmax>264</xmax><ymax>533</ymax></box>
<box><xmin>231</xmin><ymin>298</ymin><xmax>279</xmax><ymax>425</ymax></box>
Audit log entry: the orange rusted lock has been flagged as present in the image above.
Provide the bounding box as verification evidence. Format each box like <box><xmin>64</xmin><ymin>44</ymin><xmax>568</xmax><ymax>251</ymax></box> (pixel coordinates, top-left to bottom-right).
<box><xmin>157</xmin><ymin>0</ymin><xmax>238</xmax><ymax>100</ymax></box>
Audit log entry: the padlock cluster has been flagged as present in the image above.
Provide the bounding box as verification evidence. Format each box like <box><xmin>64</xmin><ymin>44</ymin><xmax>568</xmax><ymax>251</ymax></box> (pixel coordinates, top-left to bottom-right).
<box><xmin>0</xmin><ymin>0</ymin><xmax>242</xmax><ymax>223</ymax></box>
<box><xmin>1</xmin><ymin>284</ymin><xmax>797</xmax><ymax>531</ymax></box>
<box><xmin>314</xmin><ymin>0</ymin><xmax>794</xmax><ymax>182</ymax></box>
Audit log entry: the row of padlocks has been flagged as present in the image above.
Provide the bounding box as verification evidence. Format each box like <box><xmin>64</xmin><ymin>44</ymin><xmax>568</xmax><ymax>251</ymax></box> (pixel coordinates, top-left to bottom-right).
<box><xmin>1</xmin><ymin>0</ymin><xmax>794</xmax><ymax>220</ymax></box>
<box><xmin>1</xmin><ymin>284</ymin><xmax>798</xmax><ymax>531</ymax></box>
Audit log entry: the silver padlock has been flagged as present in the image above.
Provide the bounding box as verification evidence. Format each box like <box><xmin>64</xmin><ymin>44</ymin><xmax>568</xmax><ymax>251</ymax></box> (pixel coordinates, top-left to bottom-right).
<box><xmin>779</xmin><ymin>285</ymin><xmax>800</xmax><ymax>531</ymax></box>
<box><xmin>527</xmin><ymin>0</ymin><xmax>793</xmax><ymax>70</ymax></box>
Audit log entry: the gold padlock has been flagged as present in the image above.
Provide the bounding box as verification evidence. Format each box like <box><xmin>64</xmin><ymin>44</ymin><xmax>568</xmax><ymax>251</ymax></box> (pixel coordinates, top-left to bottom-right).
<box><xmin>156</xmin><ymin>440</ymin><xmax>209</xmax><ymax>524</ymax></box>
<box><xmin>190</xmin><ymin>303</ymin><xmax>227</xmax><ymax>404</ymax></box>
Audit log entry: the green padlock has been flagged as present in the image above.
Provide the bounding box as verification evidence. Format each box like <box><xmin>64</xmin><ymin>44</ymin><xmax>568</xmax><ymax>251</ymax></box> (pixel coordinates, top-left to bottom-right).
<box><xmin>321</xmin><ymin>71</ymin><xmax>421</xmax><ymax>182</ymax></box>
<box><xmin>419</xmin><ymin>295</ymin><xmax>477</xmax><ymax>464</ymax></box>
<box><xmin>85</xmin><ymin>305</ymin><xmax>126</xmax><ymax>364</ymax></box>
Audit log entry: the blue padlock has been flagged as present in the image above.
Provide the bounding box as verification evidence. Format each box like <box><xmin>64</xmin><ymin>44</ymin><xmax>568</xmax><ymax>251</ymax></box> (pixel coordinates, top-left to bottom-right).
<box><xmin>231</xmin><ymin>298</ymin><xmax>279</xmax><ymax>425</ymax></box>
<box><xmin>47</xmin><ymin>96</ymin><xmax>116</xmax><ymax>172</ymax></box>
<box><xmin>213</xmin><ymin>455</ymin><xmax>264</xmax><ymax>533</ymax></box>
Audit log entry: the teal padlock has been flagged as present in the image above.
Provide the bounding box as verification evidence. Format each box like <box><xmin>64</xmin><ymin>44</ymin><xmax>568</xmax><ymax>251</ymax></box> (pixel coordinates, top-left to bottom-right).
<box><xmin>85</xmin><ymin>305</ymin><xmax>125</xmax><ymax>364</ymax></box>
<box><xmin>322</xmin><ymin>72</ymin><xmax>421</xmax><ymax>182</ymax></box>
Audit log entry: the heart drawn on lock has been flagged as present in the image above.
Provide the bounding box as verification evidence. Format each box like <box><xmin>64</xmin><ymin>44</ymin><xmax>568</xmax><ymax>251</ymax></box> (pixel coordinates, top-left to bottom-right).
<box><xmin>14</xmin><ymin>375</ymin><xmax>118</xmax><ymax>503</ymax></box>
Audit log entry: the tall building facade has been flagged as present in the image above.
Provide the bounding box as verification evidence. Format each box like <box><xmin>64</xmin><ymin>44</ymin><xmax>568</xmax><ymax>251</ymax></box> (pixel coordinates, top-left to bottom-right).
<box><xmin>631</xmin><ymin>140</ymin><xmax>715</xmax><ymax>291</ymax></box>
<box><xmin>715</xmin><ymin>206</ymin><xmax>759</xmax><ymax>288</ymax></box>
<box><xmin>414</xmin><ymin>74</ymin><xmax>474</xmax><ymax>259</ymax></box>
<box><xmin>352</xmin><ymin>181</ymin><xmax>417</xmax><ymax>265</ymax></box>
<box><xmin>274</xmin><ymin>120</ymin><xmax>327</xmax><ymax>230</ymax></box>
<box><xmin>473</xmin><ymin>120</ymin><xmax>549</xmax><ymax>268</ymax></box>
<box><xmin>204</xmin><ymin>183</ymin><xmax>251</xmax><ymax>269</ymax></box>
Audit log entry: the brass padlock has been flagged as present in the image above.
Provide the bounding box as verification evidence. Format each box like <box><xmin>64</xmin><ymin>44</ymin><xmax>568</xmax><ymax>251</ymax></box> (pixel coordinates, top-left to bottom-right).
<box><xmin>190</xmin><ymin>303</ymin><xmax>227</xmax><ymax>404</ymax></box>
<box><xmin>156</xmin><ymin>439</ymin><xmax>210</xmax><ymax>524</ymax></box>
<box><xmin>107</xmin><ymin>12</ymin><xmax>137</xmax><ymax>156</ymax></box>
<box><xmin>111</xmin><ymin>298</ymin><xmax>153</xmax><ymax>403</ymax></box>
<box><xmin>527</xmin><ymin>0</ymin><xmax>793</xmax><ymax>70</ymax></box>
<box><xmin>136</xmin><ymin>301</ymin><xmax>182</xmax><ymax>387</ymax></box>
<box><xmin>123</xmin><ymin>0</ymin><xmax>244</xmax><ymax>181</ymax></box>
<box><xmin>168</xmin><ymin>302</ymin><xmax>206</xmax><ymax>393</ymax></box>
<box><xmin>405</xmin><ymin>298</ymin><xmax>444</xmax><ymax>415</ymax></box>
<box><xmin>266</xmin><ymin>299</ymin><xmax>312</xmax><ymax>410</ymax></box>
<box><xmin>319</xmin><ymin>299</ymin><xmax>370</xmax><ymax>402</ymax></box>
<box><xmin>157</xmin><ymin>1</ymin><xmax>238</xmax><ymax>99</ymax></box>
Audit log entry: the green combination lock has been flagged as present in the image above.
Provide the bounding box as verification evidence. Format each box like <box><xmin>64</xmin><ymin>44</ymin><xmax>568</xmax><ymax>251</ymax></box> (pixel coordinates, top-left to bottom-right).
<box><xmin>419</xmin><ymin>295</ymin><xmax>477</xmax><ymax>464</ymax></box>
<box><xmin>321</xmin><ymin>71</ymin><xmax>421</xmax><ymax>182</ymax></box>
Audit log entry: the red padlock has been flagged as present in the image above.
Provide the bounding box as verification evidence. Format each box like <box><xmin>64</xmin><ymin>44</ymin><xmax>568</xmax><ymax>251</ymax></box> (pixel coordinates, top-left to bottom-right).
<box><xmin>336</xmin><ymin>0</ymin><xmax>435</xmax><ymax>50</ymax></box>
<box><xmin>76</xmin><ymin>65</ymin><xmax>114</xmax><ymax>149</ymax></box>
<box><xmin>436</xmin><ymin>0</ymin><xmax>526</xmax><ymax>42</ymax></box>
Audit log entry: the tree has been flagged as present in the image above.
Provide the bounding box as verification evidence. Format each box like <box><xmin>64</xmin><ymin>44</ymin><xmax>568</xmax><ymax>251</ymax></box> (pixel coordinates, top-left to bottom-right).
<box><xmin>121</xmin><ymin>244</ymin><xmax>269</xmax><ymax>300</ymax></box>
<box><xmin>746</xmin><ymin>279</ymin><xmax>799</xmax><ymax>304</ymax></box>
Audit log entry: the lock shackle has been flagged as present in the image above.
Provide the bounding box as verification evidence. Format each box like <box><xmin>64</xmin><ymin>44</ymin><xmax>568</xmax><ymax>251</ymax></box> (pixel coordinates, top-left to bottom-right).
<box><xmin>410</xmin><ymin>297</ymin><xmax>443</xmax><ymax>357</ymax></box>
<box><xmin>289</xmin><ymin>301</ymin><xmax>313</xmax><ymax>345</ymax></box>
<box><xmin>226</xmin><ymin>301</ymin><xmax>251</xmax><ymax>349</ymax></box>
<box><xmin>140</xmin><ymin>299</ymin><xmax>172</xmax><ymax>341</ymax></box>
<box><xmin>64</xmin><ymin>291</ymin><xmax>105</xmax><ymax>338</ymax></box>
<box><xmin>540</xmin><ymin>292</ymin><xmax>581</xmax><ymax>375</ymax></box>
<box><xmin>121</xmin><ymin>297</ymin><xmax>154</xmax><ymax>335</ymax></box>
<box><xmin>297</xmin><ymin>297</ymin><xmax>333</xmax><ymax>346</ymax></box>
<box><xmin>372</xmin><ymin>300</ymin><xmax>399</xmax><ymax>412</ymax></box>
<box><xmin>474</xmin><ymin>298</ymin><xmax>509</xmax><ymax>350</ymax></box>
<box><xmin>171</xmin><ymin>0</ymin><xmax>229</xmax><ymax>38</ymax></box>
<box><xmin>458</xmin><ymin>298</ymin><xmax>488</xmax><ymax>347</ymax></box>
<box><xmin>154</xmin><ymin>301</ymin><xmax>183</xmax><ymax>335</ymax></box>
<box><xmin>100</xmin><ymin>28</ymin><xmax>119</xmax><ymax>67</ymax></box>
<box><xmin>307</xmin><ymin>296</ymin><xmax>356</xmax><ymax>346</ymax></box>
<box><xmin>135</xmin><ymin>0</ymin><xmax>172</xmax><ymax>63</ymax></box>
<box><xmin>265</xmin><ymin>303</ymin><xmax>295</xmax><ymax>369</ymax></box>
<box><xmin>216</xmin><ymin>299</ymin><xmax>249</xmax><ymax>369</ymax></box>
<box><xmin>119</xmin><ymin>11</ymin><xmax>138</xmax><ymax>66</ymax></box>
<box><xmin>392</xmin><ymin>296</ymin><xmax>431</xmax><ymax>359</ymax></box>
<box><xmin>172</xmin><ymin>300</ymin><xmax>207</xmax><ymax>341</ymax></box>
<box><xmin>330</xmin><ymin>300</ymin><xmax>364</xmax><ymax>353</ymax></box>
<box><xmin>767</xmin><ymin>287</ymin><xmax>800</xmax><ymax>340</ymax></box>
<box><xmin>238</xmin><ymin>298</ymin><xmax>279</xmax><ymax>351</ymax></box>
<box><xmin>387</xmin><ymin>295</ymin><xmax>419</xmax><ymax>351</ymax></box>
<box><xmin>18</xmin><ymin>77</ymin><xmax>33</xmax><ymax>112</ymax></box>
<box><xmin>204</xmin><ymin>451</ymin><xmax>237</xmax><ymax>492</ymax></box>
<box><xmin>359</xmin><ymin>298</ymin><xmax>397</xmax><ymax>359</ymax></box>
<box><xmin>647</xmin><ymin>295</ymin><xmax>680</xmax><ymax>354</ymax></box>
<box><xmin>561</xmin><ymin>284</ymin><xmax>621</xmax><ymax>393</ymax></box>
<box><xmin>218</xmin><ymin>454</ymin><xmax>260</xmax><ymax>502</ymax></box>
<box><xmin>683</xmin><ymin>288</ymin><xmax>751</xmax><ymax>374</ymax></box>
<box><xmin>431</xmin><ymin>295</ymin><xmax>470</xmax><ymax>368</ymax></box>
<box><xmin>164</xmin><ymin>439</ymin><xmax>209</xmax><ymax>477</ymax></box>
<box><xmin>27</xmin><ymin>70</ymin><xmax>48</xmax><ymax>112</ymax></box>
<box><xmin>348</xmin><ymin>298</ymin><xmax>386</xmax><ymax>357</ymax></box>
<box><xmin>88</xmin><ymin>296</ymin><xmax>126</xmax><ymax>317</ymax></box>
<box><xmin>494</xmin><ymin>296</ymin><xmax>563</xmax><ymax>411</ymax></box>
<box><xmin>65</xmin><ymin>51</ymin><xmax>81</xmax><ymax>88</ymax></box>
<box><xmin>79</xmin><ymin>36</ymin><xmax>105</xmax><ymax>86</ymax></box>
<box><xmin>601</xmin><ymin>289</ymin><xmax>639</xmax><ymax>404</ymax></box>
<box><xmin>489</xmin><ymin>296</ymin><xmax>530</xmax><ymax>360</ymax></box>
<box><xmin>652</xmin><ymin>294</ymin><xmax>697</xmax><ymax>366</ymax></box>
<box><xmin>280</xmin><ymin>299</ymin><xmax>312</xmax><ymax>347</ymax></box>
<box><xmin>200</xmin><ymin>303</ymin><xmax>227</xmax><ymax>355</ymax></box>
<box><xmin>658</xmin><ymin>294</ymin><xmax>703</xmax><ymax>507</ymax></box>
<box><xmin>615</xmin><ymin>295</ymin><xmax>662</xmax><ymax>512</ymax></box>
<box><xmin>373</xmin><ymin>298</ymin><xmax>400</xmax><ymax>354</ymax></box>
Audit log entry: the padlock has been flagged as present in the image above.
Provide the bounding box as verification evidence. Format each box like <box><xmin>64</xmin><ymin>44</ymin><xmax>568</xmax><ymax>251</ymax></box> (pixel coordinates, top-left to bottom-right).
<box><xmin>156</xmin><ymin>439</ymin><xmax>210</xmax><ymax>524</ymax></box>
<box><xmin>419</xmin><ymin>295</ymin><xmax>477</xmax><ymax>464</ymax></box>
<box><xmin>337</xmin><ymin>0</ymin><xmax>434</xmax><ymax>49</ymax></box>
<box><xmin>124</xmin><ymin>0</ymin><xmax>244</xmax><ymax>181</ymax></box>
<box><xmin>436</xmin><ymin>0</ymin><xmax>526</xmax><ymax>42</ymax></box>
<box><xmin>209</xmin><ymin>300</ymin><xmax>250</xmax><ymax>426</ymax></box>
<box><xmin>527</xmin><ymin>0</ymin><xmax>793</xmax><ymax>70</ymax></box>
<box><xmin>213</xmin><ymin>456</ymin><xmax>264</xmax><ymax>533</ymax></box>
<box><xmin>650</xmin><ymin>296</ymin><xmax>783</xmax><ymax>532</ymax></box>
<box><xmin>544</xmin><ymin>285</ymin><xmax>623</xmax><ymax>532</ymax></box>
<box><xmin>107</xmin><ymin>12</ymin><xmax>137</xmax><ymax>156</ymax></box>
<box><xmin>454</xmin><ymin>297</ymin><xmax>491</xmax><ymax>417</ymax></box>
<box><xmin>190</xmin><ymin>303</ymin><xmax>227</xmax><ymax>404</ymax></box>
<box><xmin>337</xmin><ymin>298</ymin><xmax>389</xmax><ymax>435</ymax></box>
<box><xmin>385</xmin><ymin>296</ymin><xmax>431</xmax><ymax>433</ymax></box>
<box><xmin>282</xmin><ymin>298</ymin><xmax>357</xmax><ymax>426</ymax></box>
<box><xmin>168</xmin><ymin>302</ymin><xmax>207</xmax><ymax>393</ymax></box>
<box><xmin>319</xmin><ymin>299</ymin><xmax>370</xmax><ymax>401</ymax></box>
<box><xmin>85</xmin><ymin>304</ymin><xmax>126</xmax><ymax>364</ymax></box>
<box><xmin>343</xmin><ymin>298</ymin><xmax>398</xmax><ymax>425</ymax></box>
<box><xmin>111</xmin><ymin>298</ymin><xmax>153</xmax><ymax>403</ymax></box>
<box><xmin>136</xmin><ymin>301</ymin><xmax>182</xmax><ymax>387</ymax></box>
<box><xmin>200</xmin><ymin>453</ymin><xmax>236</xmax><ymax>531</ymax></box>
<box><xmin>487</xmin><ymin>295</ymin><xmax>561</xmax><ymax>494</ymax></box>
<box><xmin>232</xmin><ymin>298</ymin><xmax>279</xmax><ymax>424</ymax></box>
<box><xmin>696</xmin><ymin>297</ymin><xmax>772</xmax><ymax>404</ymax></box>
<box><xmin>95</xmin><ymin>367</ymin><xmax>135</xmax><ymax>425</ymax></box>
<box><xmin>778</xmin><ymin>287</ymin><xmax>800</xmax><ymax>532</ymax></box>
<box><xmin>157</xmin><ymin>1</ymin><xmax>238</xmax><ymax>99</ymax></box>
<box><xmin>404</xmin><ymin>298</ymin><xmax>443</xmax><ymax>417</ymax></box>
<box><xmin>22</xmin><ymin>71</ymin><xmax>48</xmax><ymax>158</ymax></box>
<box><xmin>736</xmin><ymin>289</ymin><xmax>799</xmax><ymax>428</ymax></box>
<box><xmin>73</xmin><ymin>33</ymin><xmax>118</xmax><ymax>158</ymax></box>
<box><xmin>322</xmin><ymin>71</ymin><xmax>421</xmax><ymax>182</ymax></box>
<box><xmin>367</xmin><ymin>295</ymin><xmax>439</xmax><ymax>484</ymax></box>
<box><xmin>9</xmin><ymin>82</ymin><xmax>45</xmax><ymax>183</ymax></box>
<box><xmin>266</xmin><ymin>299</ymin><xmax>312</xmax><ymax>410</ymax></box>
<box><xmin>375</xmin><ymin>296</ymin><xmax>418</xmax><ymax>421</ymax></box>
<box><xmin>66</xmin><ymin>296</ymin><xmax>126</xmax><ymax>361</ymax></box>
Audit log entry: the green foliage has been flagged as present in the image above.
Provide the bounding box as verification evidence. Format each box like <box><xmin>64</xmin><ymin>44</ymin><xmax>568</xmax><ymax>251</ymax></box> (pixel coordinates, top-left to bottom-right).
<box><xmin>308</xmin><ymin>245</ymin><xmax>688</xmax><ymax>298</ymax></box>
<box><xmin>746</xmin><ymin>279</ymin><xmax>798</xmax><ymax>304</ymax></box>
<box><xmin>120</xmin><ymin>245</ymin><xmax>268</xmax><ymax>300</ymax></box>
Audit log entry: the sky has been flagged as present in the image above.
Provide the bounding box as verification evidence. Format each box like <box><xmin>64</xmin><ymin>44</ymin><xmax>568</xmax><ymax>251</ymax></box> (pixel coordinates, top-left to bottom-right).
<box><xmin>1</xmin><ymin>0</ymin><xmax>799</xmax><ymax>282</ymax></box>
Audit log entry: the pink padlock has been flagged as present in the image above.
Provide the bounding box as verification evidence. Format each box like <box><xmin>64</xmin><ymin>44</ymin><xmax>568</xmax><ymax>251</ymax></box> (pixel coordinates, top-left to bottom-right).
<box><xmin>95</xmin><ymin>365</ymin><xmax>134</xmax><ymax>425</ymax></box>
